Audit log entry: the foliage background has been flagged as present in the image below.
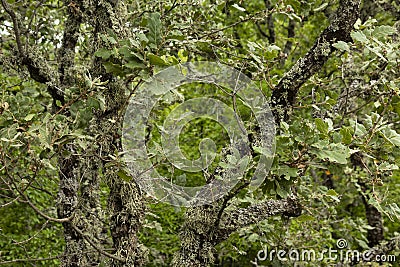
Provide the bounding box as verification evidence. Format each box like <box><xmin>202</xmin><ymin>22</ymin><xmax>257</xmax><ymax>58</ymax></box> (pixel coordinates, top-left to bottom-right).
<box><xmin>1</xmin><ymin>0</ymin><xmax>399</xmax><ymax>266</ymax></box>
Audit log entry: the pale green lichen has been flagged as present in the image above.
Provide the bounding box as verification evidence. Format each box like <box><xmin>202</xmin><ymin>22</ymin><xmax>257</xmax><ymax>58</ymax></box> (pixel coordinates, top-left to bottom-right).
<box><xmin>25</xmin><ymin>45</ymin><xmax>60</xmax><ymax>84</ymax></box>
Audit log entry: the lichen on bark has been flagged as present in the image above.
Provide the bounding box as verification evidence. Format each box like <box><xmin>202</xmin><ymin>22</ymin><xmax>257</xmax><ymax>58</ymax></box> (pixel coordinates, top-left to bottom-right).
<box><xmin>86</xmin><ymin>1</ymin><xmax>147</xmax><ymax>265</ymax></box>
<box><xmin>271</xmin><ymin>0</ymin><xmax>361</xmax><ymax>123</ymax></box>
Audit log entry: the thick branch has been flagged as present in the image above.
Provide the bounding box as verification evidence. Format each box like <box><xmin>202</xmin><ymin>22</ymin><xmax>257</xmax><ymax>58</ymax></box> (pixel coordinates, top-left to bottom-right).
<box><xmin>271</xmin><ymin>0</ymin><xmax>361</xmax><ymax>123</ymax></box>
<box><xmin>218</xmin><ymin>196</ymin><xmax>301</xmax><ymax>240</ymax></box>
<box><xmin>172</xmin><ymin>196</ymin><xmax>301</xmax><ymax>266</ymax></box>
<box><xmin>84</xmin><ymin>1</ymin><xmax>146</xmax><ymax>266</ymax></box>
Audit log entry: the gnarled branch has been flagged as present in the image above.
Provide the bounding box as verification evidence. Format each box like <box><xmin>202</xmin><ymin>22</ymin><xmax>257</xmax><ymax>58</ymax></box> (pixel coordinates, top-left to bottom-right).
<box><xmin>271</xmin><ymin>0</ymin><xmax>361</xmax><ymax>123</ymax></box>
<box><xmin>218</xmin><ymin>196</ymin><xmax>301</xmax><ymax>241</ymax></box>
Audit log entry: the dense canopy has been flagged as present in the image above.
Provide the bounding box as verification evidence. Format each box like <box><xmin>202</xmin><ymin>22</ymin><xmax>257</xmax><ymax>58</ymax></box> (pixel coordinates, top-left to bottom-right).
<box><xmin>0</xmin><ymin>0</ymin><xmax>399</xmax><ymax>266</ymax></box>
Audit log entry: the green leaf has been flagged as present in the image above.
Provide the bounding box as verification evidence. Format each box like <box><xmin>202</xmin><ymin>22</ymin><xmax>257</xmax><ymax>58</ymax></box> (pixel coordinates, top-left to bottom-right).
<box><xmin>387</xmin><ymin>203</ymin><xmax>400</xmax><ymax>220</ymax></box>
<box><xmin>277</xmin><ymin>166</ymin><xmax>298</xmax><ymax>180</ymax></box>
<box><xmin>380</xmin><ymin>127</ymin><xmax>400</xmax><ymax>147</ymax></box>
<box><xmin>101</xmin><ymin>33</ymin><xmax>117</xmax><ymax>45</ymax></box>
<box><xmin>108</xmin><ymin>36</ymin><xmax>117</xmax><ymax>44</ymax></box>
<box><xmin>377</xmin><ymin>162</ymin><xmax>399</xmax><ymax>171</ymax></box>
<box><xmin>276</xmin><ymin>186</ymin><xmax>289</xmax><ymax>198</ymax></box>
<box><xmin>340</xmin><ymin>127</ymin><xmax>353</xmax><ymax>145</ymax></box>
<box><xmin>226</xmin><ymin>154</ymin><xmax>237</xmax><ymax>165</ymax></box>
<box><xmin>146</xmin><ymin>12</ymin><xmax>162</xmax><ymax>47</ymax></box>
<box><xmin>137</xmin><ymin>33</ymin><xmax>149</xmax><ymax>45</ymax></box>
<box><xmin>96</xmin><ymin>94</ymin><xmax>106</xmax><ymax>111</ymax></box>
<box><xmin>315</xmin><ymin>118</ymin><xmax>328</xmax><ymax>135</ymax></box>
<box><xmin>351</xmin><ymin>31</ymin><xmax>369</xmax><ymax>43</ymax></box>
<box><xmin>124</xmin><ymin>61</ymin><xmax>146</xmax><ymax>70</ymax></box>
<box><xmin>333</xmin><ymin>41</ymin><xmax>350</xmax><ymax>52</ymax></box>
<box><xmin>349</xmin><ymin>119</ymin><xmax>367</xmax><ymax>136</ymax></box>
<box><xmin>167</xmin><ymin>30</ymin><xmax>185</xmax><ymax>41</ymax></box>
<box><xmin>286</xmin><ymin>0</ymin><xmax>301</xmax><ymax>11</ymax></box>
<box><xmin>175</xmin><ymin>174</ymin><xmax>187</xmax><ymax>186</ymax></box>
<box><xmin>94</xmin><ymin>48</ymin><xmax>113</xmax><ymax>60</ymax></box>
<box><xmin>356</xmin><ymin>239</ymin><xmax>369</xmax><ymax>249</ymax></box>
<box><xmin>295</xmin><ymin>214</ymin><xmax>315</xmax><ymax>222</ymax></box>
<box><xmin>267</xmin><ymin>44</ymin><xmax>281</xmax><ymax>52</ymax></box>
<box><xmin>326</xmin><ymin>189</ymin><xmax>340</xmax><ymax>201</ymax></box>
<box><xmin>311</xmin><ymin>141</ymin><xmax>350</xmax><ymax>164</ymax></box>
<box><xmin>148</xmin><ymin>53</ymin><xmax>169</xmax><ymax>66</ymax></box>
<box><xmin>368</xmin><ymin>197</ymin><xmax>385</xmax><ymax>214</ymax></box>
<box><xmin>313</xmin><ymin>3</ymin><xmax>328</xmax><ymax>12</ymax></box>
<box><xmin>103</xmin><ymin>62</ymin><xmax>124</xmax><ymax>76</ymax></box>
<box><xmin>87</xmin><ymin>96</ymin><xmax>100</xmax><ymax>110</ymax></box>
<box><xmin>24</xmin><ymin>114</ymin><xmax>35</xmax><ymax>121</ymax></box>
<box><xmin>365</xmin><ymin>45</ymin><xmax>387</xmax><ymax>61</ymax></box>
<box><xmin>118</xmin><ymin>46</ymin><xmax>133</xmax><ymax>60</ymax></box>
<box><xmin>248</xmin><ymin>233</ymin><xmax>258</xmax><ymax>242</ymax></box>
<box><xmin>372</xmin><ymin>25</ymin><xmax>395</xmax><ymax>38</ymax></box>
<box><xmin>39</xmin><ymin>148</ymin><xmax>51</xmax><ymax>159</ymax></box>
<box><xmin>177</xmin><ymin>49</ymin><xmax>188</xmax><ymax>63</ymax></box>
<box><xmin>106</xmin><ymin>30</ymin><xmax>118</xmax><ymax>44</ymax></box>
<box><xmin>253</xmin><ymin>146</ymin><xmax>274</xmax><ymax>158</ymax></box>
<box><xmin>117</xmin><ymin>170</ymin><xmax>132</xmax><ymax>182</ymax></box>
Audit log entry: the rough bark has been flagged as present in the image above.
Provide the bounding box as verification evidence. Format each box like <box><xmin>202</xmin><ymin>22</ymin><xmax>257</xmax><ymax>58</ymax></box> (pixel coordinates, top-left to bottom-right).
<box><xmin>57</xmin><ymin>145</ymin><xmax>85</xmax><ymax>267</ymax></box>
<box><xmin>271</xmin><ymin>0</ymin><xmax>361</xmax><ymax>123</ymax></box>
<box><xmin>57</xmin><ymin>0</ymin><xmax>147</xmax><ymax>264</ymax></box>
<box><xmin>86</xmin><ymin>1</ymin><xmax>146</xmax><ymax>265</ymax></box>
<box><xmin>57</xmin><ymin>4</ymin><xmax>82</xmax><ymax>88</ymax></box>
<box><xmin>172</xmin><ymin>197</ymin><xmax>301</xmax><ymax>266</ymax></box>
<box><xmin>54</xmin><ymin>3</ymin><xmax>108</xmax><ymax>266</ymax></box>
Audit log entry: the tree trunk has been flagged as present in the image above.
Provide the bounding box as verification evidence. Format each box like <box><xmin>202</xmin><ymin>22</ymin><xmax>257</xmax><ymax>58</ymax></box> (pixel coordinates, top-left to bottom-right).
<box><xmin>89</xmin><ymin>1</ymin><xmax>146</xmax><ymax>265</ymax></box>
<box><xmin>56</xmin><ymin>1</ymin><xmax>146</xmax><ymax>265</ymax></box>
